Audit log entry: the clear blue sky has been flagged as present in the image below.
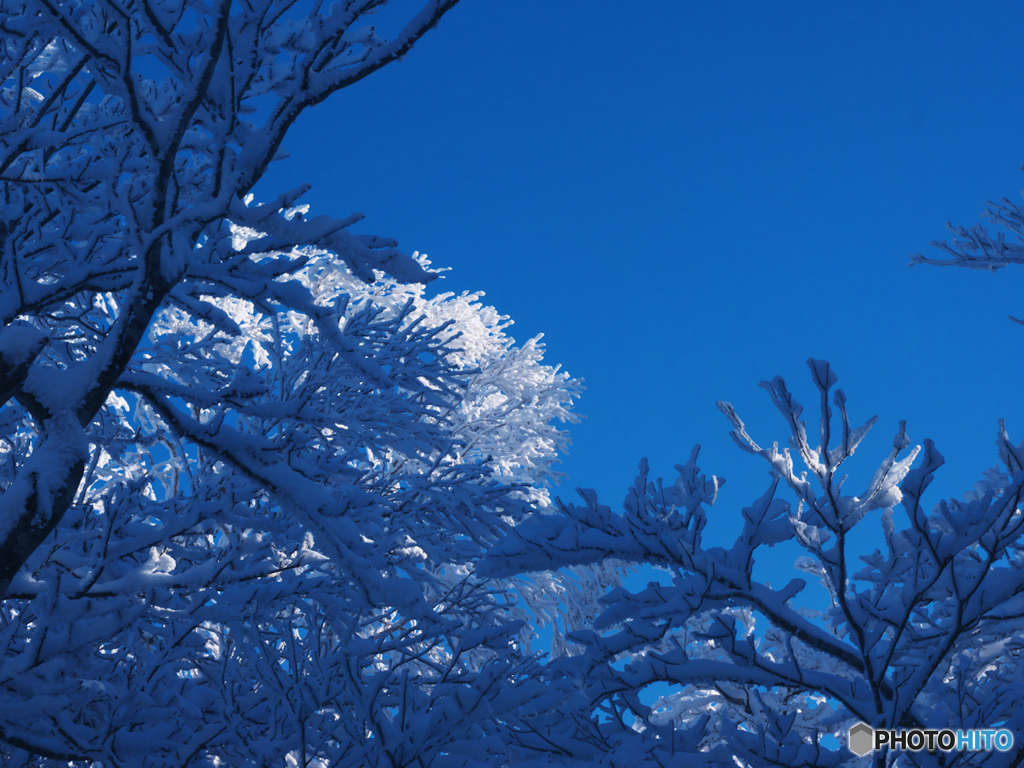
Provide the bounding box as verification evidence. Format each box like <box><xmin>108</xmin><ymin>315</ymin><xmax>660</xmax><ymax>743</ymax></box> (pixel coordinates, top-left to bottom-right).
<box><xmin>256</xmin><ymin>2</ymin><xmax>1024</xmax><ymax>576</ymax></box>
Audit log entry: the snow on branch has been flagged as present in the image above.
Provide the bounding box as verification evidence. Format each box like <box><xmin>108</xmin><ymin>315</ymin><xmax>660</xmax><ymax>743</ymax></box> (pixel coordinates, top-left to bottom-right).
<box><xmin>485</xmin><ymin>360</ymin><xmax>1024</xmax><ymax>767</ymax></box>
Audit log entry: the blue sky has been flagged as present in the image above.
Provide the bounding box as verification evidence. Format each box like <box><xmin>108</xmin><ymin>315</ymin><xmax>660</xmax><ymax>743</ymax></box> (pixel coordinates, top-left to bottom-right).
<box><xmin>256</xmin><ymin>2</ymin><xmax>1024</xmax><ymax>576</ymax></box>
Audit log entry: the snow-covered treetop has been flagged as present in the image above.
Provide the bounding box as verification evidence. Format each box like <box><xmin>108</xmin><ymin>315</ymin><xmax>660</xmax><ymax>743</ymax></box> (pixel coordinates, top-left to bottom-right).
<box><xmin>484</xmin><ymin>359</ymin><xmax>1024</xmax><ymax>766</ymax></box>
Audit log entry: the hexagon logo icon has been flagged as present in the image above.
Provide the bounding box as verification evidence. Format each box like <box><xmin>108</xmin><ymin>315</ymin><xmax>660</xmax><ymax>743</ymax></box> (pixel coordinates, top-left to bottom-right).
<box><xmin>848</xmin><ymin>722</ymin><xmax>874</xmax><ymax>756</ymax></box>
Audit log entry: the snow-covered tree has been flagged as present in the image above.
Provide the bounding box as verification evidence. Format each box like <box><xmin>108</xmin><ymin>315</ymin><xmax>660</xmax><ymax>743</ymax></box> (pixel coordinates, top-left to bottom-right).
<box><xmin>484</xmin><ymin>359</ymin><xmax>1024</xmax><ymax>768</ymax></box>
<box><xmin>0</xmin><ymin>216</ymin><xmax>590</xmax><ymax>764</ymax></box>
<box><xmin>0</xmin><ymin>0</ymin><xmax>598</xmax><ymax>763</ymax></box>
<box><xmin>0</xmin><ymin>0</ymin><xmax>462</xmax><ymax>601</ymax></box>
